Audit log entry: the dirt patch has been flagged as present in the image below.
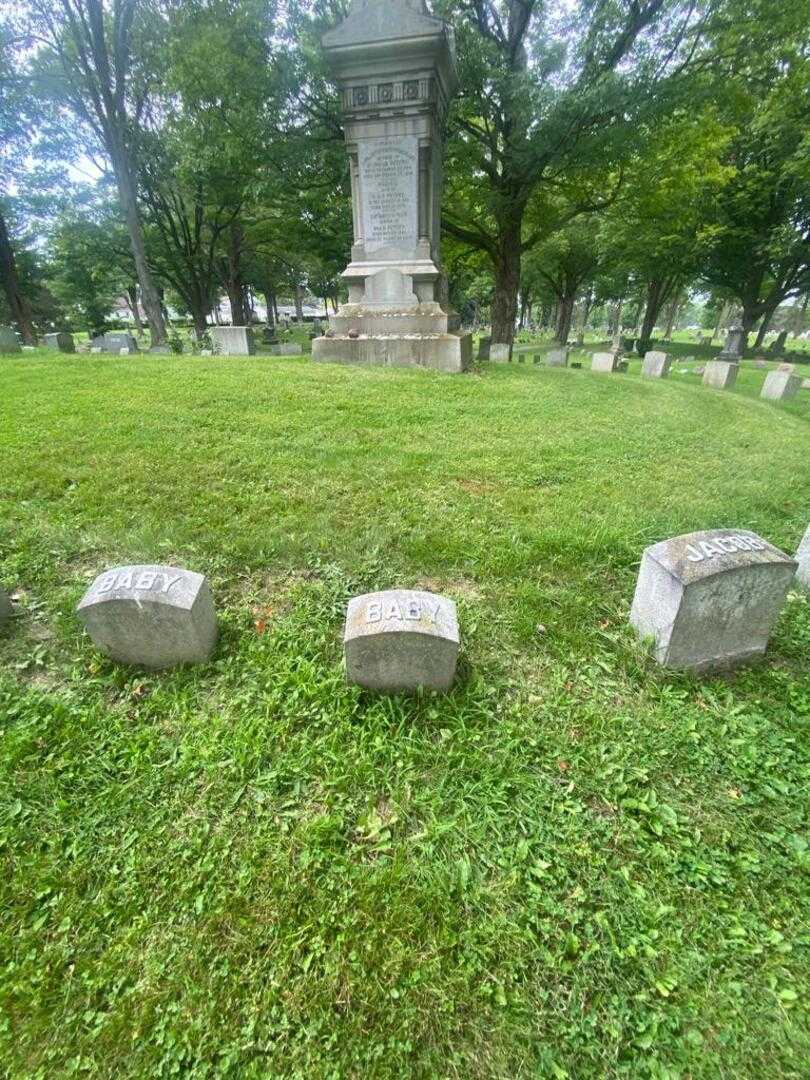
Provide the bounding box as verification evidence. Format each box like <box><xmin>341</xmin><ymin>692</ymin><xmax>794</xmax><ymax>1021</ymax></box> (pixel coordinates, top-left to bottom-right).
<box><xmin>457</xmin><ymin>478</ymin><xmax>496</xmax><ymax>495</ymax></box>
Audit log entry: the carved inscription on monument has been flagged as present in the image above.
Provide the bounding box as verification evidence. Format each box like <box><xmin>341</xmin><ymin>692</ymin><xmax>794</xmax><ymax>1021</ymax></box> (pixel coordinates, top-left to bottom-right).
<box><xmin>359</xmin><ymin>135</ymin><xmax>418</xmax><ymax>254</ymax></box>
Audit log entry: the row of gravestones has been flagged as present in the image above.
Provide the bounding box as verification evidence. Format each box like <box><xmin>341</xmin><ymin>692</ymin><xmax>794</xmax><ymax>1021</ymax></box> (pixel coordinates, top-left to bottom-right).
<box><xmin>0</xmin><ymin>326</ymin><xmax>306</xmax><ymax>358</ymax></box>
<box><xmin>480</xmin><ymin>338</ymin><xmax>810</xmax><ymax>404</ymax></box>
<box><xmin>2</xmin><ymin>528</ymin><xmax>808</xmax><ymax>688</ymax></box>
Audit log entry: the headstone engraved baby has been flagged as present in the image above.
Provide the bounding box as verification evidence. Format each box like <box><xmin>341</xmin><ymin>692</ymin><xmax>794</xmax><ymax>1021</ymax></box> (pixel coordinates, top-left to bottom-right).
<box><xmin>77</xmin><ymin>565</ymin><xmax>218</xmax><ymax>669</ymax></box>
<box><xmin>630</xmin><ymin>530</ymin><xmax>796</xmax><ymax>672</ymax></box>
<box><xmin>344</xmin><ymin>589</ymin><xmax>459</xmax><ymax>692</ymax></box>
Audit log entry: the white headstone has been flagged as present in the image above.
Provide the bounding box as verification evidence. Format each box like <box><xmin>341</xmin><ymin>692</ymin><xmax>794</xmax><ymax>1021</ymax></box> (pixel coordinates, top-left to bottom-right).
<box><xmin>490</xmin><ymin>344</ymin><xmax>510</xmax><ymax>362</ymax></box>
<box><xmin>591</xmin><ymin>352</ymin><xmax>618</xmax><ymax>373</ymax></box>
<box><xmin>642</xmin><ymin>350</ymin><xmax>671</xmax><ymax>378</ymax></box>
<box><xmin>547</xmin><ymin>348</ymin><xmax>569</xmax><ymax>368</ymax></box>
<box><xmin>209</xmin><ymin>326</ymin><xmax>255</xmax><ymax>356</ymax></box>
<box><xmin>761</xmin><ymin>370</ymin><xmax>801</xmax><ymax>403</ymax></box>
<box><xmin>703</xmin><ymin>361</ymin><xmax>738</xmax><ymax>390</ymax></box>
<box><xmin>796</xmin><ymin>526</ymin><xmax>810</xmax><ymax>594</ymax></box>
<box><xmin>77</xmin><ymin>565</ymin><xmax>218</xmax><ymax>669</ymax></box>
<box><xmin>359</xmin><ymin>137</ymin><xmax>419</xmax><ymax>256</ymax></box>
<box><xmin>344</xmin><ymin>589</ymin><xmax>459</xmax><ymax>692</ymax></box>
<box><xmin>630</xmin><ymin>529</ymin><xmax>797</xmax><ymax>671</ymax></box>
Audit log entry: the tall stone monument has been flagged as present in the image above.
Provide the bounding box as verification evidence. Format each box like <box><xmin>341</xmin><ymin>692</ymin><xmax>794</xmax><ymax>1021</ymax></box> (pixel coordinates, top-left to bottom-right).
<box><xmin>311</xmin><ymin>0</ymin><xmax>472</xmax><ymax>373</ymax></box>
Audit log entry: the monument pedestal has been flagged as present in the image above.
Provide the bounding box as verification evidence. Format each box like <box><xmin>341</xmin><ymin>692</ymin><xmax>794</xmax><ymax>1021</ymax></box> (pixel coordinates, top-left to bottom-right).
<box><xmin>313</xmin><ymin>0</ymin><xmax>469</xmax><ymax>374</ymax></box>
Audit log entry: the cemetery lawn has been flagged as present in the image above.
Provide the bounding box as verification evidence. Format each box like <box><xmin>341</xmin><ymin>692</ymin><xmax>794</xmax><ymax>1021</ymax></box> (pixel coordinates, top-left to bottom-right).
<box><xmin>2</xmin><ymin>352</ymin><xmax>810</xmax><ymax>1080</ymax></box>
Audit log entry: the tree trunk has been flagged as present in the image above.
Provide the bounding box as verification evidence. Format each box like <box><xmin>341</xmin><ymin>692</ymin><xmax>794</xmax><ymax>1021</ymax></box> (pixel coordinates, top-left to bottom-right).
<box><xmin>264</xmin><ymin>290</ymin><xmax>276</xmax><ymax>328</ymax></box>
<box><xmin>555</xmin><ymin>292</ymin><xmax>576</xmax><ymax>345</ymax></box>
<box><xmin>0</xmin><ymin>206</ymin><xmax>36</xmax><ymax>345</ymax></box>
<box><xmin>754</xmin><ymin>303</ymin><xmax>779</xmax><ymax>349</ymax></box>
<box><xmin>294</xmin><ymin>284</ymin><xmax>305</xmax><ymax>322</ymax></box>
<box><xmin>226</xmin><ymin>222</ymin><xmax>247</xmax><ymax>325</ymax></box>
<box><xmin>126</xmin><ymin>285</ymin><xmax>143</xmax><ymax>333</ymax></box>
<box><xmin>575</xmin><ymin>289</ymin><xmax>593</xmax><ymax>345</ymax></box>
<box><xmin>739</xmin><ymin>306</ymin><xmax>760</xmax><ymax>354</ymax></box>
<box><xmin>710</xmin><ymin>301</ymin><xmax>731</xmax><ymax>344</ymax></box>
<box><xmin>491</xmin><ymin>221</ymin><xmax>521</xmax><ymax>345</ymax></box>
<box><xmin>663</xmin><ymin>292</ymin><xmax>683</xmax><ymax>340</ymax></box>
<box><xmin>792</xmin><ymin>293</ymin><xmax>808</xmax><ymax>338</ymax></box>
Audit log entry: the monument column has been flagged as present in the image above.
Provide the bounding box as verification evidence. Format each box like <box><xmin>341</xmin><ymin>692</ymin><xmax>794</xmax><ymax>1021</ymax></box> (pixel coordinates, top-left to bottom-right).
<box><xmin>311</xmin><ymin>0</ymin><xmax>472</xmax><ymax>374</ymax></box>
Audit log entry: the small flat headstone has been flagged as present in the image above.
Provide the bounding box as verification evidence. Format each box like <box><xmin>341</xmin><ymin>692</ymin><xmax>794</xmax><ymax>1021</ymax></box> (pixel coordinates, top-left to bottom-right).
<box><xmin>22</xmin><ymin>345</ymin><xmax>36</xmax><ymax>352</ymax></box>
<box><xmin>268</xmin><ymin>342</ymin><xmax>303</xmax><ymax>356</ymax></box>
<box><xmin>703</xmin><ymin>360</ymin><xmax>738</xmax><ymax>390</ymax></box>
<box><xmin>77</xmin><ymin>565</ymin><xmax>218</xmax><ymax>669</ymax></box>
<box><xmin>796</xmin><ymin>525</ymin><xmax>810</xmax><ymax>594</ymax></box>
<box><xmin>0</xmin><ymin>326</ymin><xmax>21</xmax><ymax>353</ymax></box>
<box><xmin>91</xmin><ymin>333</ymin><xmax>139</xmax><ymax>353</ymax></box>
<box><xmin>761</xmin><ymin>370</ymin><xmax>801</xmax><ymax>403</ymax></box>
<box><xmin>91</xmin><ymin>347</ymin><xmax>103</xmax><ymax>354</ymax></box>
<box><xmin>344</xmin><ymin>589</ymin><xmax>459</xmax><ymax>692</ymax></box>
<box><xmin>642</xmin><ymin>350</ymin><xmax>671</xmax><ymax>378</ymax></box>
<box><xmin>0</xmin><ymin>588</ymin><xmax>13</xmax><ymax>626</ymax></box>
<box><xmin>547</xmin><ymin>348</ymin><xmax>569</xmax><ymax>368</ymax></box>
<box><xmin>630</xmin><ymin>529</ymin><xmax>797</xmax><ymax>671</ymax></box>
<box><xmin>148</xmin><ymin>344</ymin><xmax>174</xmax><ymax>355</ymax></box>
<box><xmin>591</xmin><ymin>352</ymin><xmax>618</xmax><ymax>374</ymax></box>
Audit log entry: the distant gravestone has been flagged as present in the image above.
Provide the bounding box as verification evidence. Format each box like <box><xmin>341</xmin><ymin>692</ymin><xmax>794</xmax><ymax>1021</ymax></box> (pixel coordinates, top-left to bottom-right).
<box><xmin>591</xmin><ymin>352</ymin><xmax>618</xmax><ymax>374</ymax></box>
<box><xmin>717</xmin><ymin>327</ymin><xmax>745</xmax><ymax>361</ymax></box>
<box><xmin>43</xmin><ymin>332</ymin><xmax>75</xmax><ymax>353</ymax></box>
<box><xmin>796</xmin><ymin>526</ymin><xmax>810</xmax><ymax>594</ymax></box>
<box><xmin>0</xmin><ymin>326</ymin><xmax>21</xmax><ymax>353</ymax></box>
<box><xmin>703</xmin><ymin>360</ymin><xmax>738</xmax><ymax>390</ymax></box>
<box><xmin>642</xmin><ymin>350</ymin><xmax>671</xmax><ymax>378</ymax></box>
<box><xmin>547</xmin><ymin>348</ymin><xmax>569</xmax><ymax>368</ymax></box>
<box><xmin>268</xmin><ymin>342</ymin><xmax>303</xmax><ymax>356</ymax></box>
<box><xmin>0</xmin><ymin>588</ymin><xmax>12</xmax><ymax>626</ymax></box>
<box><xmin>478</xmin><ymin>337</ymin><xmax>491</xmax><ymax>361</ymax></box>
<box><xmin>768</xmin><ymin>330</ymin><xmax>788</xmax><ymax>354</ymax></box>
<box><xmin>209</xmin><ymin>327</ymin><xmax>255</xmax><ymax>356</ymax></box>
<box><xmin>761</xmin><ymin>370</ymin><xmax>801</xmax><ymax>403</ymax></box>
<box><xmin>630</xmin><ymin>529</ymin><xmax>796</xmax><ymax>671</ymax></box>
<box><xmin>91</xmin><ymin>333</ymin><xmax>139</xmax><ymax>353</ymax></box>
<box><xmin>344</xmin><ymin>589</ymin><xmax>459</xmax><ymax>692</ymax></box>
<box><xmin>22</xmin><ymin>345</ymin><xmax>36</xmax><ymax>352</ymax></box>
<box><xmin>91</xmin><ymin>347</ymin><xmax>103</xmax><ymax>354</ymax></box>
<box><xmin>777</xmin><ymin>362</ymin><xmax>795</xmax><ymax>373</ymax></box>
<box><xmin>77</xmin><ymin>565</ymin><xmax>218</xmax><ymax>669</ymax></box>
<box><xmin>490</xmin><ymin>343</ymin><xmax>510</xmax><ymax>362</ymax></box>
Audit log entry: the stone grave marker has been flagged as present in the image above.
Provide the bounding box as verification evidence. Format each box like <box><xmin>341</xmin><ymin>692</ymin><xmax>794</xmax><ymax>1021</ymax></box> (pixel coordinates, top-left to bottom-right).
<box><xmin>777</xmin><ymin>362</ymin><xmax>795</xmax><ymax>373</ymax></box>
<box><xmin>802</xmin><ymin>378</ymin><xmax>810</xmax><ymax>390</ymax></box>
<box><xmin>642</xmin><ymin>350</ymin><xmax>671</xmax><ymax>378</ymax></box>
<box><xmin>91</xmin><ymin>332</ymin><xmax>139</xmax><ymax>353</ymax></box>
<box><xmin>268</xmin><ymin>342</ymin><xmax>303</xmax><ymax>356</ymax></box>
<box><xmin>591</xmin><ymin>352</ymin><xmax>618</xmax><ymax>373</ymax></box>
<box><xmin>344</xmin><ymin>589</ymin><xmax>459</xmax><ymax>692</ymax></box>
<box><xmin>77</xmin><ymin>565</ymin><xmax>218</xmax><ymax>669</ymax></box>
<box><xmin>22</xmin><ymin>345</ymin><xmax>36</xmax><ymax>352</ymax></box>
<box><xmin>630</xmin><ymin>529</ymin><xmax>797</xmax><ymax>672</ymax></box>
<box><xmin>761</xmin><ymin>370</ymin><xmax>801</xmax><ymax>403</ymax></box>
<box><xmin>209</xmin><ymin>327</ymin><xmax>256</xmax><ymax>356</ymax></box>
<box><xmin>796</xmin><ymin>526</ymin><xmax>810</xmax><ymax>593</ymax></box>
<box><xmin>703</xmin><ymin>360</ymin><xmax>738</xmax><ymax>390</ymax></box>
<box><xmin>478</xmin><ymin>337</ymin><xmax>491</xmax><ymax>361</ymax></box>
<box><xmin>547</xmin><ymin>348</ymin><xmax>569</xmax><ymax>368</ymax></box>
<box><xmin>0</xmin><ymin>326</ymin><xmax>21</xmax><ymax>353</ymax></box>
<box><xmin>717</xmin><ymin>327</ymin><xmax>745</xmax><ymax>361</ymax></box>
<box><xmin>0</xmin><ymin>588</ymin><xmax>13</xmax><ymax>626</ymax></box>
<box><xmin>44</xmin><ymin>332</ymin><xmax>75</xmax><ymax>353</ymax></box>
<box><xmin>490</xmin><ymin>344</ymin><xmax>510</xmax><ymax>362</ymax></box>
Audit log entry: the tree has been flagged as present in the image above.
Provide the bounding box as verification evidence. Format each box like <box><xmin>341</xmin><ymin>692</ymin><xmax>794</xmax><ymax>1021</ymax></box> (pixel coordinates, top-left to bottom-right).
<box><xmin>525</xmin><ymin>217</ymin><xmax>600</xmax><ymax>344</ymax></box>
<box><xmin>28</xmin><ymin>0</ymin><xmax>169</xmax><ymax>344</ymax></box>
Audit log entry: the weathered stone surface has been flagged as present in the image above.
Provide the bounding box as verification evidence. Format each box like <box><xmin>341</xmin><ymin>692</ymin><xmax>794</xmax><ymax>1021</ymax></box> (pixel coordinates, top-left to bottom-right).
<box><xmin>761</xmin><ymin>370</ymin><xmax>801</xmax><ymax>402</ymax></box>
<box><xmin>802</xmin><ymin>378</ymin><xmax>810</xmax><ymax>390</ymax></box>
<box><xmin>0</xmin><ymin>588</ymin><xmax>12</xmax><ymax>626</ymax></box>
<box><xmin>344</xmin><ymin>589</ymin><xmax>459</xmax><ymax>692</ymax></box>
<box><xmin>777</xmin><ymin>362</ymin><xmax>795</xmax><ymax>373</ymax></box>
<box><xmin>717</xmin><ymin>327</ymin><xmax>745</xmax><ymax>361</ymax></box>
<box><xmin>77</xmin><ymin>565</ymin><xmax>218</xmax><ymax>669</ymax></box>
<box><xmin>268</xmin><ymin>342</ymin><xmax>303</xmax><ymax>356</ymax></box>
<box><xmin>478</xmin><ymin>336</ymin><xmax>491</xmax><ymax>361</ymax></box>
<box><xmin>703</xmin><ymin>360</ymin><xmax>738</xmax><ymax>390</ymax></box>
<box><xmin>209</xmin><ymin>326</ymin><xmax>255</xmax><ymax>356</ymax></box>
<box><xmin>91</xmin><ymin>333</ymin><xmax>139</xmax><ymax>353</ymax></box>
<box><xmin>313</xmin><ymin>333</ymin><xmax>471</xmax><ymax>373</ymax></box>
<box><xmin>630</xmin><ymin>529</ymin><xmax>797</xmax><ymax>671</ymax></box>
<box><xmin>796</xmin><ymin>525</ymin><xmax>810</xmax><ymax>593</ymax></box>
<box><xmin>0</xmin><ymin>326</ymin><xmax>21</xmax><ymax>353</ymax></box>
<box><xmin>490</xmin><ymin>343</ymin><xmax>510</xmax><ymax>362</ymax></box>
<box><xmin>642</xmin><ymin>350</ymin><xmax>671</xmax><ymax>378</ymax></box>
<box><xmin>547</xmin><ymin>348</ymin><xmax>569</xmax><ymax>368</ymax></box>
<box><xmin>43</xmin><ymin>332</ymin><xmax>75</xmax><ymax>353</ymax></box>
<box><xmin>591</xmin><ymin>352</ymin><xmax>618</xmax><ymax>373</ymax></box>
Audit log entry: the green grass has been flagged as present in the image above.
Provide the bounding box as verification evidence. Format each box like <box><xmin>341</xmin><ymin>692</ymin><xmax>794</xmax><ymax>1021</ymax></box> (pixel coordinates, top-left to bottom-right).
<box><xmin>1</xmin><ymin>352</ymin><xmax>809</xmax><ymax>1079</ymax></box>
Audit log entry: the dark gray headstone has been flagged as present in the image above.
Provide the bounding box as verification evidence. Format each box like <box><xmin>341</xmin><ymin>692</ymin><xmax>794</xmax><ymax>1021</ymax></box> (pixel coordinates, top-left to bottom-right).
<box><xmin>478</xmin><ymin>337</ymin><xmax>491</xmax><ymax>361</ymax></box>
<box><xmin>344</xmin><ymin>589</ymin><xmax>459</xmax><ymax>692</ymax></box>
<box><xmin>44</xmin><ymin>333</ymin><xmax>75</xmax><ymax>353</ymax></box>
<box><xmin>0</xmin><ymin>326</ymin><xmax>21</xmax><ymax>353</ymax></box>
<box><xmin>630</xmin><ymin>529</ymin><xmax>796</xmax><ymax>671</ymax></box>
<box><xmin>91</xmin><ymin>333</ymin><xmax>139</xmax><ymax>353</ymax></box>
<box><xmin>717</xmin><ymin>327</ymin><xmax>745</xmax><ymax>360</ymax></box>
<box><xmin>77</xmin><ymin>565</ymin><xmax>217</xmax><ymax>669</ymax></box>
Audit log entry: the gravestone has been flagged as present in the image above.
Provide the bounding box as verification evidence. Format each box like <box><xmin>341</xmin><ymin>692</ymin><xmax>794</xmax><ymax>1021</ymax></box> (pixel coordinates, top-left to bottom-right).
<box><xmin>717</xmin><ymin>327</ymin><xmax>745</xmax><ymax>361</ymax></box>
<box><xmin>311</xmin><ymin>0</ymin><xmax>472</xmax><ymax>373</ymax></box>
<box><xmin>209</xmin><ymin>326</ymin><xmax>256</xmax><ymax>356</ymax></box>
<box><xmin>547</xmin><ymin>348</ymin><xmax>569</xmax><ymax>368</ymax></box>
<box><xmin>22</xmin><ymin>345</ymin><xmax>36</xmax><ymax>352</ymax></box>
<box><xmin>268</xmin><ymin>342</ymin><xmax>303</xmax><ymax>356</ymax></box>
<box><xmin>344</xmin><ymin>589</ymin><xmax>459</xmax><ymax>692</ymax></box>
<box><xmin>490</xmin><ymin>344</ymin><xmax>510</xmax><ymax>362</ymax></box>
<box><xmin>200</xmin><ymin>349</ymin><xmax>213</xmax><ymax>356</ymax></box>
<box><xmin>761</xmin><ymin>370</ymin><xmax>801</xmax><ymax>403</ymax></box>
<box><xmin>91</xmin><ymin>347</ymin><xmax>103</xmax><ymax>354</ymax></box>
<box><xmin>77</xmin><ymin>565</ymin><xmax>218</xmax><ymax>669</ymax></box>
<box><xmin>694</xmin><ymin>364</ymin><xmax>706</xmax><ymax>376</ymax></box>
<box><xmin>43</xmin><ymin>332</ymin><xmax>75</xmax><ymax>353</ymax></box>
<box><xmin>91</xmin><ymin>332</ymin><xmax>139</xmax><ymax>353</ymax></box>
<box><xmin>591</xmin><ymin>352</ymin><xmax>618</xmax><ymax>374</ymax></box>
<box><xmin>0</xmin><ymin>326</ymin><xmax>21</xmax><ymax>353</ymax></box>
<box><xmin>802</xmin><ymin>378</ymin><xmax>810</xmax><ymax>390</ymax></box>
<box><xmin>642</xmin><ymin>350</ymin><xmax>671</xmax><ymax>378</ymax></box>
<box><xmin>0</xmin><ymin>588</ymin><xmax>12</xmax><ymax>626</ymax></box>
<box><xmin>796</xmin><ymin>526</ymin><xmax>810</xmax><ymax>593</ymax></box>
<box><xmin>630</xmin><ymin>529</ymin><xmax>796</xmax><ymax>671</ymax></box>
<box><xmin>148</xmin><ymin>344</ymin><xmax>174</xmax><ymax>355</ymax></box>
<box><xmin>703</xmin><ymin>360</ymin><xmax>738</xmax><ymax>390</ymax></box>
<box><xmin>777</xmin><ymin>362</ymin><xmax>795</xmax><ymax>373</ymax></box>
<box><xmin>768</xmin><ymin>329</ymin><xmax>788</xmax><ymax>354</ymax></box>
<box><xmin>478</xmin><ymin>337</ymin><xmax>491</xmax><ymax>361</ymax></box>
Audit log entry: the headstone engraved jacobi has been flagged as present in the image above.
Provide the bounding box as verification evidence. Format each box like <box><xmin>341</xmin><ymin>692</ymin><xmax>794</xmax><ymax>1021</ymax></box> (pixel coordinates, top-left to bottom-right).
<box><xmin>344</xmin><ymin>589</ymin><xmax>459</xmax><ymax>691</ymax></box>
<box><xmin>77</xmin><ymin>565</ymin><xmax>218</xmax><ymax>669</ymax></box>
<box><xmin>630</xmin><ymin>529</ymin><xmax>796</xmax><ymax>671</ymax></box>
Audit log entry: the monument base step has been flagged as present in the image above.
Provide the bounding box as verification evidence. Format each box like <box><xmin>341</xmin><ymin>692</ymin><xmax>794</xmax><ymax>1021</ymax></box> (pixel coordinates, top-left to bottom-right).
<box><xmin>311</xmin><ymin>333</ymin><xmax>472</xmax><ymax>374</ymax></box>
